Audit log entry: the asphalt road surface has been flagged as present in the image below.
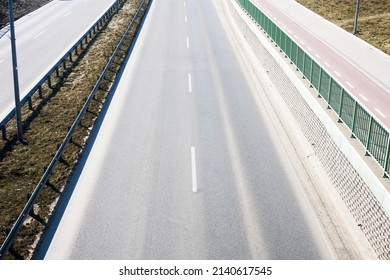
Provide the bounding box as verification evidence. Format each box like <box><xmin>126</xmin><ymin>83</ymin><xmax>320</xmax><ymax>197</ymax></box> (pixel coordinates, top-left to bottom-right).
<box><xmin>0</xmin><ymin>0</ymin><xmax>116</xmax><ymax>122</ymax></box>
<box><xmin>39</xmin><ymin>0</ymin><xmax>337</xmax><ymax>259</ymax></box>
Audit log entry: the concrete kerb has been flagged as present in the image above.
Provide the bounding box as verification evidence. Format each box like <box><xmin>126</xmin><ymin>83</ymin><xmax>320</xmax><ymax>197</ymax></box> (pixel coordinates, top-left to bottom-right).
<box><xmin>230</xmin><ymin>0</ymin><xmax>390</xmax><ymax>218</ymax></box>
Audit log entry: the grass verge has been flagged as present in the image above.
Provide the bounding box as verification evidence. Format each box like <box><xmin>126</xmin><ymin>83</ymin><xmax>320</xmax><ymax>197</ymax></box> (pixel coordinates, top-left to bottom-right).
<box><xmin>297</xmin><ymin>0</ymin><xmax>390</xmax><ymax>55</ymax></box>
<box><xmin>0</xmin><ymin>0</ymin><xmax>149</xmax><ymax>259</ymax></box>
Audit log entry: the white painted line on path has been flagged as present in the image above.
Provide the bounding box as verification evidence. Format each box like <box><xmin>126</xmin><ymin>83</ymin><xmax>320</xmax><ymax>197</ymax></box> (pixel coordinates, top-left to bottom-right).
<box><xmin>334</xmin><ymin>70</ymin><xmax>341</xmax><ymax>77</ymax></box>
<box><xmin>300</xmin><ymin>40</ymin><xmax>305</xmax><ymax>45</ymax></box>
<box><xmin>191</xmin><ymin>146</ymin><xmax>198</xmax><ymax>193</ymax></box>
<box><xmin>324</xmin><ymin>61</ymin><xmax>330</xmax><ymax>67</ymax></box>
<box><xmin>315</xmin><ymin>53</ymin><xmax>321</xmax><ymax>59</ymax></box>
<box><xmin>188</xmin><ymin>73</ymin><xmax>192</xmax><ymax>93</ymax></box>
<box><xmin>184</xmin><ymin>1</ymin><xmax>186</xmax><ymax>7</ymax></box>
<box><xmin>346</xmin><ymin>81</ymin><xmax>354</xmax><ymax>89</ymax></box>
<box><xmin>185</xmin><ymin>16</ymin><xmax>188</xmax><ymax>23</ymax></box>
<box><xmin>375</xmin><ymin>108</ymin><xmax>387</xmax><ymax>118</ymax></box>
<box><xmin>307</xmin><ymin>46</ymin><xmax>313</xmax><ymax>51</ymax></box>
<box><xmin>63</xmin><ymin>11</ymin><xmax>72</xmax><ymax>18</ymax></box>
<box><xmin>186</xmin><ymin>37</ymin><xmax>189</xmax><ymax>48</ymax></box>
<box><xmin>359</xmin><ymin>94</ymin><xmax>369</xmax><ymax>102</ymax></box>
<box><xmin>33</xmin><ymin>29</ymin><xmax>47</xmax><ymax>39</ymax></box>
<box><xmin>0</xmin><ymin>60</ymin><xmax>4</xmax><ymax>64</ymax></box>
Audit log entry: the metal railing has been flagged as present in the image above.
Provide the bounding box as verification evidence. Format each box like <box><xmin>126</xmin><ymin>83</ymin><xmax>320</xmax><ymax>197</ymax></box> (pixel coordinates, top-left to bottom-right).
<box><xmin>0</xmin><ymin>0</ymin><xmax>151</xmax><ymax>259</ymax></box>
<box><xmin>0</xmin><ymin>0</ymin><xmax>125</xmax><ymax>140</ymax></box>
<box><xmin>236</xmin><ymin>0</ymin><xmax>390</xmax><ymax>177</ymax></box>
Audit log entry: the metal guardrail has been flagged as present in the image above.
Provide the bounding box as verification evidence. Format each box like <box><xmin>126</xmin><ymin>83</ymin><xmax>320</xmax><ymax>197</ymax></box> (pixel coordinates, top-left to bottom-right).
<box><xmin>0</xmin><ymin>0</ymin><xmax>125</xmax><ymax>140</ymax></box>
<box><xmin>0</xmin><ymin>0</ymin><xmax>150</xmax><ymax>259</ymax></box>
<box><xmin>236</xmin><ymin>0</ymin><xmax>390</xmax><ymax>178</ymax></box>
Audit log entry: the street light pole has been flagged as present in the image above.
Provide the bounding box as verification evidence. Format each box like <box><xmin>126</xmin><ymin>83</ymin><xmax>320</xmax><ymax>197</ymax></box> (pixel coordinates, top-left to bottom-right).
<box><xmin>353</xmin><ymin>0</ymin><xmax>361</xmax><ymax>35</ymax></box>
<box><xmin>8</xmin><ymin>0</ymin><xmax>24</xmax><ymax>142</ymax></box>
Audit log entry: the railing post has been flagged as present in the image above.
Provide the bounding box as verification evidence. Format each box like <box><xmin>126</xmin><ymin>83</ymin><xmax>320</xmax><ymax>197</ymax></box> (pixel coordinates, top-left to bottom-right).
<box><xmin>339</xmin><ymin>88</ymin><xmax>345</xmax><ymax>117</ymax></box>
<box><xmin>365</xmin><ymin>116</ymin><xmax>374</xmax><ymax>154</ymax></box>
<box><xmin>351</xmin><ymin>101</ymin><xmax>358</xmax><ymax>137</ymax></box>
<box><xmin>309</xmin><ymin>58</ymin><xmax>314</xmax><ymax>86</ymax></box>
<box><xmin>318</xmin><ymin>67</ymin><xmax>323</xmax><ymax>97</ymax></box>
<box><xmin>327</xmin><ymin>77</ymin><xmax>333</xmax><ymax>107</ymax></box>
<box><xmin>384</xmin><ymin>136</ymin><xmax>390</xmax><ymax>177</ymax></box>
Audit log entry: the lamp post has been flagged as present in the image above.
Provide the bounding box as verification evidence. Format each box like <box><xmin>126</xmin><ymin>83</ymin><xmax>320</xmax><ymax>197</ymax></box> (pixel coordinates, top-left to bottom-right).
<box><xmin>8</xmin><ymin>0</ymin><xmax>24</xmax><ymax>142</ymax></box>
<box><xmin>353</xmin><ymin>0</ymin><xmax>361</xmax><ymax>35</ymax></box>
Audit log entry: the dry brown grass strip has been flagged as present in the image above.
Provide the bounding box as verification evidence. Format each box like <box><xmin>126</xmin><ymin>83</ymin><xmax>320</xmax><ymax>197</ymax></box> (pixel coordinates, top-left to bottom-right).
<box><xmin>297</xmin><ymin>0</ymin><xmax>390</xmax><ymax>55</ymax></box>
<box><xmin>0</xmin><ymin>0</ymin><xmax>148</xmax><ymax>259</ymax></box>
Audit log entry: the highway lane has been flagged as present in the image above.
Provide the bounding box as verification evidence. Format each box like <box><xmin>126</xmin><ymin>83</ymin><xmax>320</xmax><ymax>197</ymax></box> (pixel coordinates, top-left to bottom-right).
<box><xmin>0</xmin><ymin>0</ymin><xmax>116</xmax><ymax>122</ymax></box>
<box><xmin>39</xmin><ymin>0</ymin><xmax>336</xmax><ymax>259</ymax></box>
<box><xmin>252</xmin><ymin>0</ymin><xmax>390</xmax><ymax>131</ymax></box>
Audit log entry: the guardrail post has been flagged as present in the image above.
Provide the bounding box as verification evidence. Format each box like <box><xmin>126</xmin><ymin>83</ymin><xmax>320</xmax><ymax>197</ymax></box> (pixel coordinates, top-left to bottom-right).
<box><xmin>63</xmin><ymin>59</ymin><xmax>66</xmax><ymax>70</ymax></box>
<box><xmin>28</xmin><ymin>97</ymin><xmax>33</xmax><ymax>110</ymax></box>
<box><xmin>38</xmin><ymin>86</ymin><xmax>43</xmax><ymax>99</ymax></box>
<box><xmin>302</xmin><ymin>52</ymin><xmax>306</xmax><ymax>78</ymax></box>
<box><xmin>55</xmin><ymin>66</ymin><xmax>60</xmax><ymax>77</ymax></box>
<box><xmin>47</xmin><ymin>75</ymin><xmax>52</xmax><ymax>88</ymax></box>
<box><xmin>1</xmin><ymin>125</ymin><xmax>6</xmax><ymax>140</ymax></box>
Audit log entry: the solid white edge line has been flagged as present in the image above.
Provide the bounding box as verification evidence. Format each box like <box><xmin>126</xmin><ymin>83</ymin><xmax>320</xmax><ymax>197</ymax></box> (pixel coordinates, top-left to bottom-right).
<box><xmin>375</xmin><ymin>108</ymin><xmax>387</xmax><ymax>118</ymax></box>
<box><xmin>188</xmin><ymin>73</ymin><xmax>192</xmax><ymax>93</ymax></box>
<box><xmin>191</xmin><ymin>146</ymin><xmax>198</xmax><ymax>193</ymax></box>
<box><xmin>33</xmin><ymin>29</ymin><xmax>47</xmax><ymax>39</ymax></box>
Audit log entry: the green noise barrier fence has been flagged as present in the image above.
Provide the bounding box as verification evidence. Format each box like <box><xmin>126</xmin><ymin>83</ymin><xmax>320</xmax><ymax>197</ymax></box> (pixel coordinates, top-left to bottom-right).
<box><xmin>237</xmin><ymin>0</ymin><xmax>390</xmax><ymax>177</ymax></box>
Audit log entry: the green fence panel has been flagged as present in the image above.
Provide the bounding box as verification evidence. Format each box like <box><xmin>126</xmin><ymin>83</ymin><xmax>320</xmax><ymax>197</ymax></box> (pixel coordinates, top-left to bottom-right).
<box><xmin>368</xmin><ymin>121</ymin><xmax>389</xmax><ymax>167</ymax></box>
<box><xmin>264</xmin><ymin>16</ymin><xmax>270</xmax><ymax>35</ymax></box>
<box><xmin>260</xmin><ymin>9</ymin><xmax>265</xmax><ymax>28</ymax></box>
<box><xmin>303</xmin><ymin>53</ymin><xmax>312</xmax><ymax>79</ymax></box>
<box><xmin>285</xmin><ymin>36</ymin><xmax>292</xmax><ymax>58</ymax></box>
<box><xmin>329</xmin><ymin>80</ymin><xmax>342</xmax><ymax>113</ymax></box>
<box><xmin>340</xmin><ymin>91</ymin><xmax>355</xmax><ymax>129</ymax></box>
<box><xmin>311</xmin><ymin>61</ymin><xmax>321</xmax><ymax>91</ymax></box>
<box><xmin>271</xmin><ymin>20</ymin><xmax>276</xmax><ymax>41</ymax></box>
<box><xmin>237</xmin><ymin>0</ymin><xmax>390</xmax><ymax>176</ymax></box>
<box><xmin>275</xmin><ymin>25</ymin><xmax>280</xmax><ymax>45</ymax></box>
<box><xmin>319</xmin><ymin>70</ymin><xmax>330</xmax><ymax>101</ymax></box>
<box><xmin>353</xmin><ymin>104</ymin><xmax>371</xmax><ymax>143</ymax></box>
<box><xmin>297</xmin><ymin>47</ymin><xmax>304</xmax><ymax>72</ymax></box>
<box><xmin>290</xmin><ymin>41</ymin><xmax>297</xmax><ymax>64</ymax></box>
